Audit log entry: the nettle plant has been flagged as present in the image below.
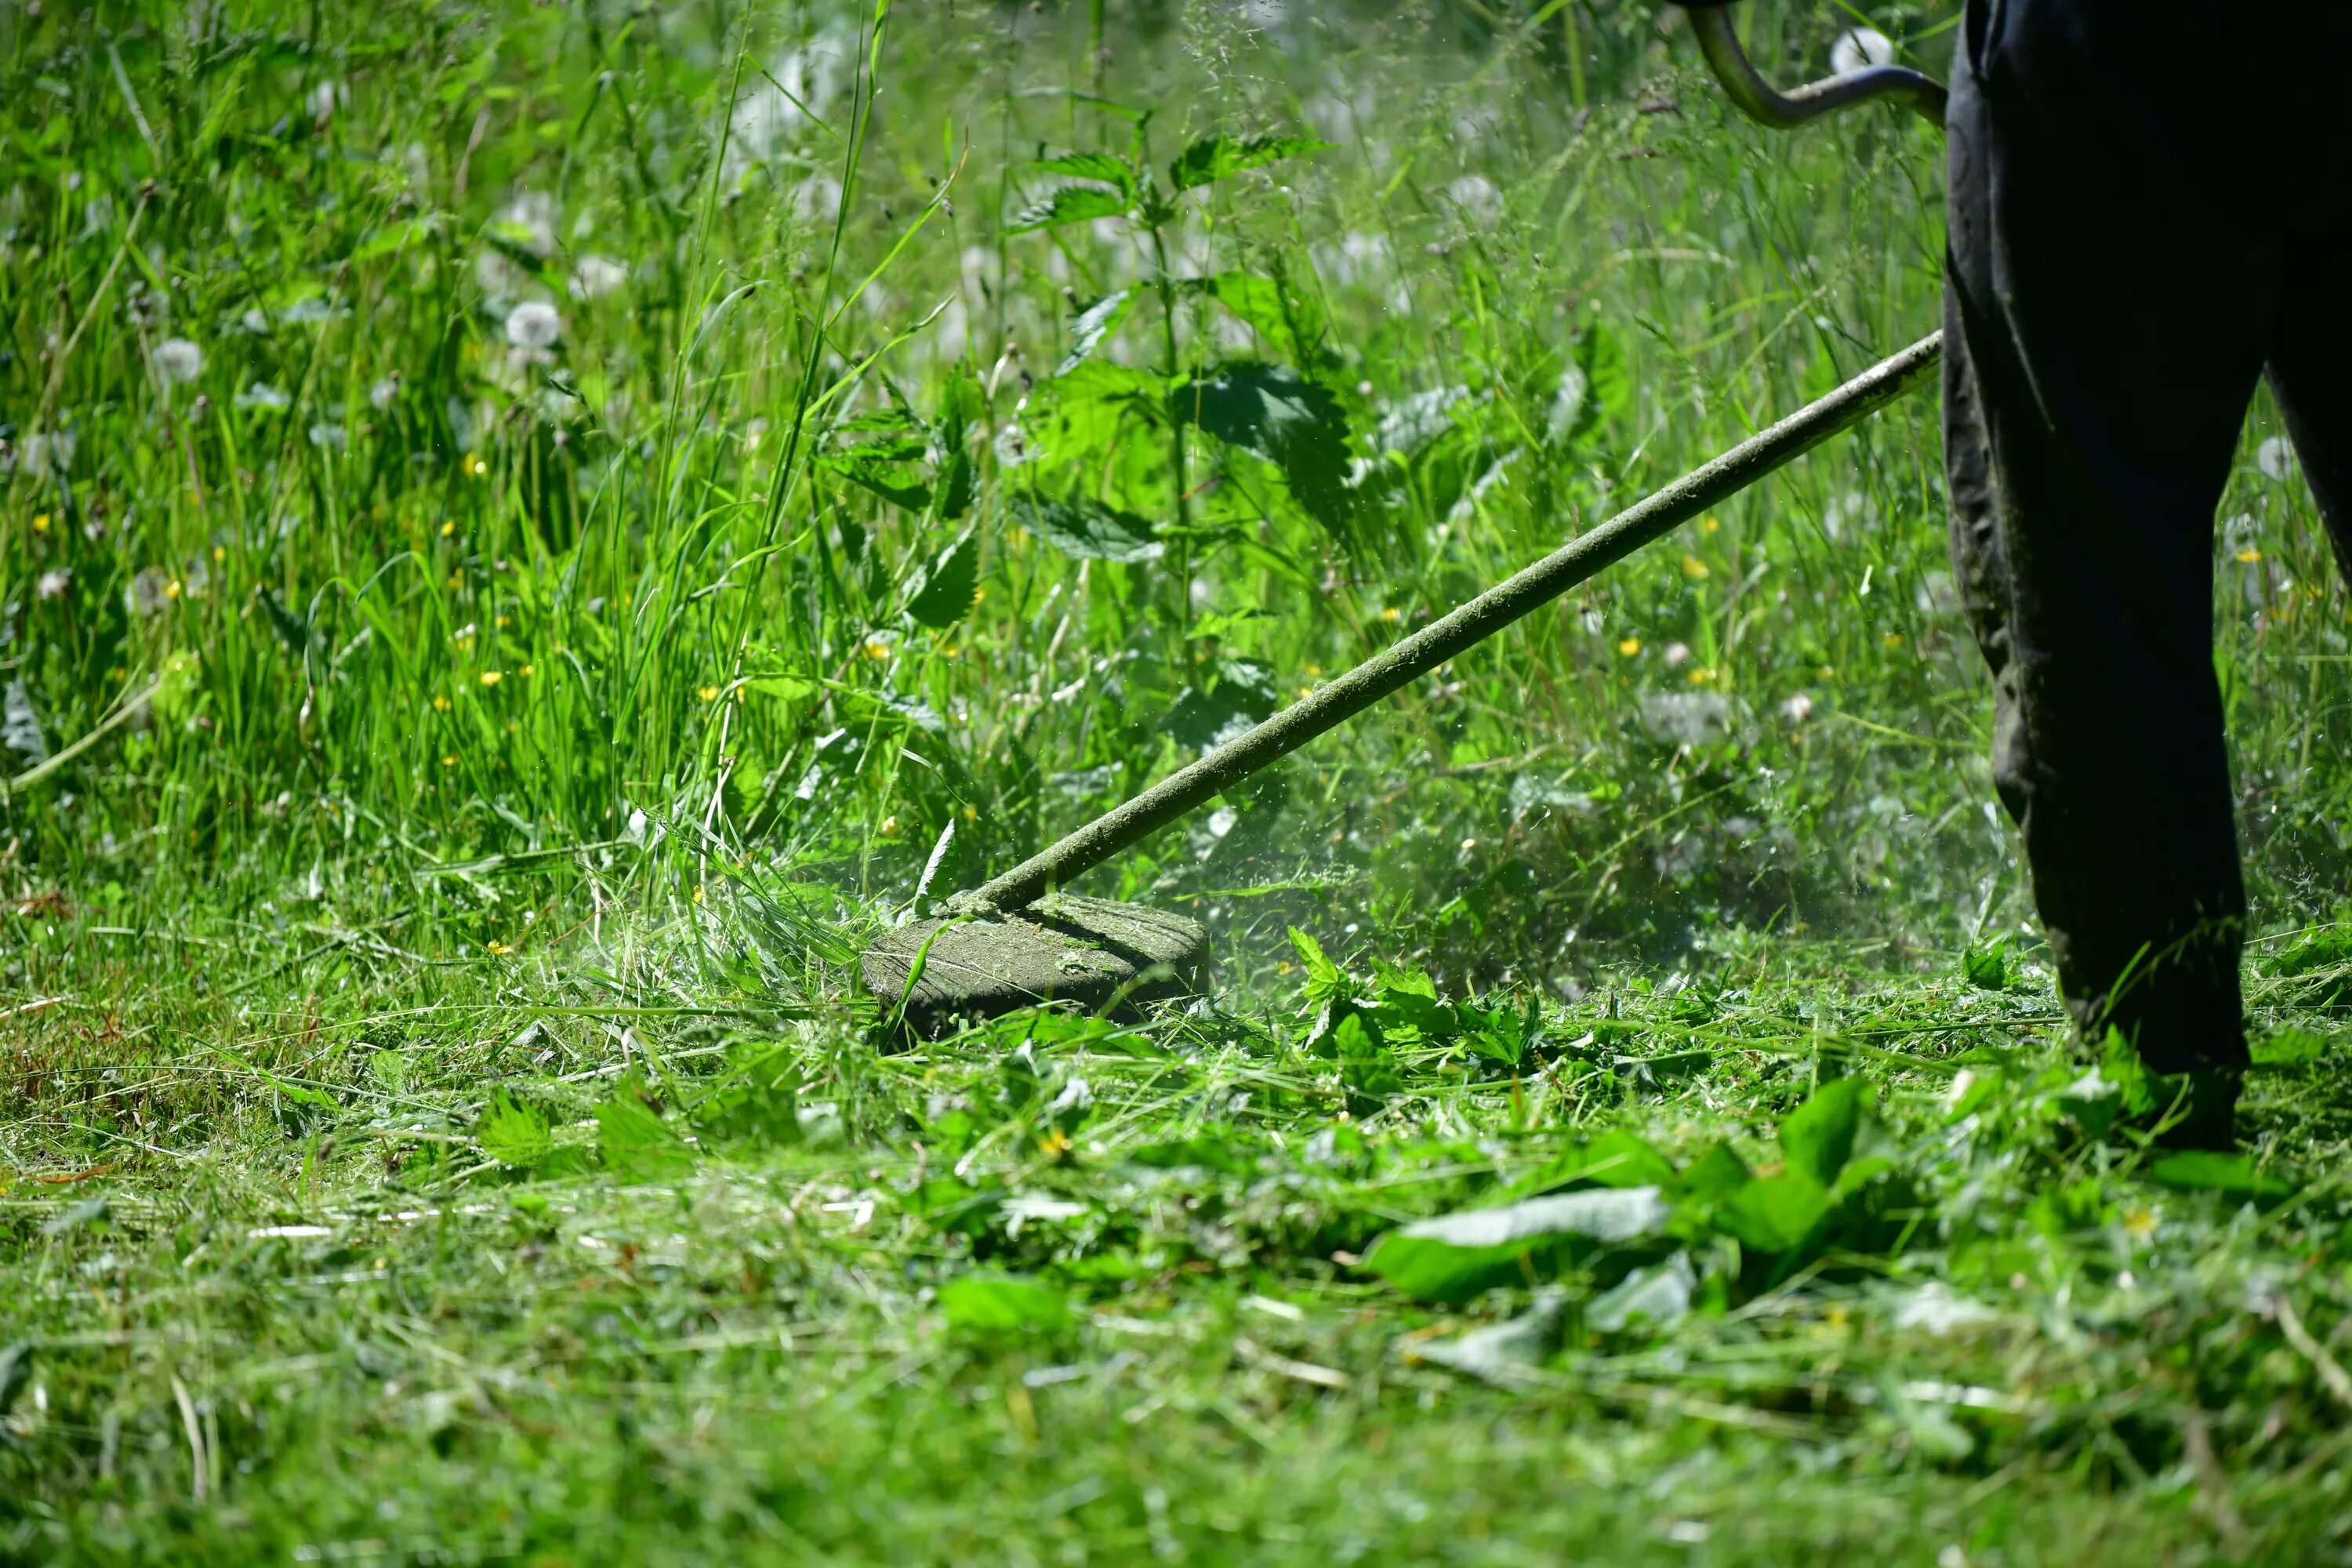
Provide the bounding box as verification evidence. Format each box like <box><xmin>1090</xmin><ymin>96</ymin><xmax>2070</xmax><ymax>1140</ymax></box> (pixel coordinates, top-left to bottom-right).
<box><xmin>998</xmin><ymin>120</ymin><xmax>1354</xmax><ymax>748</ymax></box>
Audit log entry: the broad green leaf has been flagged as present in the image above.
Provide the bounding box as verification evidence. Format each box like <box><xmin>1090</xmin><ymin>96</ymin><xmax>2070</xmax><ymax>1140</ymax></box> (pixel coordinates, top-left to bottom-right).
<box><xmin>1582</xmin><ymin>321</ymin><xmax>1631</xmax><ymax>423</ymax></box>
<box><xmin>595</xmin><ymin>1090</ymin><xmax>695</xmax><ymax>1180</ymax></box>
<box><xmin>904</xmin><ymin>531</ymin><xmax>981</xmax><ymax>628</ymax></box>
<box><xmin>1163</xmin><ymin>657</ymin><xmax>1279</xmax><ymax>750</ymax></box>
<box><xmin>750</xmin><ymin>675</ymin><xmax>817</xmax><ymax>704</ymax></box>
<box><xmin>1363</xmin><ymin>1186</ymin><xmax>1671</xmax><ymax>1304</ymax></box>
<box><xmin>2057</xmin><ymin>1065</ymin><xmax>2124</xmax><ymax>1139</ymax></box>
<box><xmin>1287</xmin><ymin>927</ymin><xmax>1344</xmax><ymax>999</ymax></box>
<box><xmin>1030</xmin><ymin>150</ymin><xmax>1136</xmax><ymax>193</ymax></box>
<box><xmin>1016</xmin><ymin>361</ymin><xmax>1167</xmax><ymax>467</ymax></box>
<box><xmin>1716</xmin><ymin>1172</ymin><xmax>1832</xmax><ymax>1254</ymax></box>
<box><xmin>1056</xmin><ymin>289</ymin><xmax>1133</xmax><ymax>376</ymax></box>
<box><xmin>1779</xmin><ymin>1077</ymin><xmax>1868</xmax><ymax>1189</ymax></box>
<box><xmin>347</xmin><ymin>217</ymin><xmax>438</xmax><ymax>266</ymax></box>
<box><xmin>1172</xmin><ymin>362</ymin><xmax>1356</xmax><ymax>539</ymax></box>
<box><xmin>691</xmin><ymin>1043</ymin><xmax>802</xmax><ymax>1149</ymax></box>
<box><xmin>1667</xmin><ymin>1142</ymin><xmax>1754</xmax><ymax>1203</ymax></box>
<box><xmin>1008</xmin><ymin>183</ymin><xmax>1131</xmax><ymax>233</ymax></box>
<box><xmin>1961</xmin><ymin>940</ymin><xmax>2007</xmax><ymax>990</ymax></box>
<box><xmin>1009</xmin><ymin>493</ymin><xmax>1163</xmax><ymax>564</ymax></box>
<box><xmin>1587</xmin><ymin>1251</ymin><xmax>1697</xmax><ymax>1334</ymax></box>
<box><xmin>1185</xmin><ymin>271</ymin><xmax>1327</xmax><ymax>365</ymax></box>
<box><xmin>477</xmin><ymin>1089</ymin><xmax>552</xmax><ymax>1170</ymax></box>
<box><xmin>2147</xmin><ymin>1152</ymin><xmax>2297</xmax><ymax>1203</ymax></box>
<box><xmin>2254</xmin><ymin>1028</ymin><xmax>2328</xmax><ymax>1066</ymax></box>
<box><xmin>826</xmin><ymin>453</ymin><xmax>931</xmax><ymax>512</ymax></box>
<box><xmin>940</xmin><ymin>1273</ymin><xmax>1073</xmax><ymax>1334</ymax></box>
<box><xmin>1334</xmin><ymin>1010</ymin><xmax>1401</xmax><ymax>1105</ymax></box>
<box><xmin>1167</xmin><ymin>132</ymin><xmax>1333</xmax><ymax>191</ymax></box>
<box><xmin>1573</xmin><ymin>1130</ymin><xmax>1679</xmax><ymax>1189</ymax></box>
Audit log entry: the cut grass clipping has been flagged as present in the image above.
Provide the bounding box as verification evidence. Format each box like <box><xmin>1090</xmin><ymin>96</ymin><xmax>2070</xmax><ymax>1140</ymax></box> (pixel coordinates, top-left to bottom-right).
<box><xmin>8</xmin><ymin>1</ymin><xmax>2352</xmax><ymax>1563</ymax></box>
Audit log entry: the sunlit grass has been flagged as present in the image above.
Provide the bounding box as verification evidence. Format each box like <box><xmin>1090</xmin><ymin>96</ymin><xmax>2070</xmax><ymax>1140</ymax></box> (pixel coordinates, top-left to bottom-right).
<box><xmin>7</xmin><ymin>1</ymin><xmax>2352</xmax><ymax>1560</ymax></box>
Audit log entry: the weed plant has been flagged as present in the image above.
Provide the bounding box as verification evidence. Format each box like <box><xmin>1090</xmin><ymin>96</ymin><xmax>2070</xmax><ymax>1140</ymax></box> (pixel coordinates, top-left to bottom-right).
<box><xmin>7</xmin><ymin>2</ymin><xmax>2352</xmax><ymax>1561</ymax></box>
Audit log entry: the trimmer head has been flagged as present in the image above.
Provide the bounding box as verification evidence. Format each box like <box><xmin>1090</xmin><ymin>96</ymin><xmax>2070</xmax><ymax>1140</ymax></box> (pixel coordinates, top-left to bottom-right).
<box><xmin>861</xmin><ymin>894</ymin><xmax>1210</xmax><ymax>1038</ymax></box>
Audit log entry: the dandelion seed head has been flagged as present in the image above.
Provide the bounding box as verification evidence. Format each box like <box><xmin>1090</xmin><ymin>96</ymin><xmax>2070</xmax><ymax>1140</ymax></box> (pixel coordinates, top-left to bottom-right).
<box><xmin>1831</xmin><ymin>27</ymin><xmax>1896</xmax><ymax>75</ymax></box>
<box><xmin>572</xmin><ymin>255</ymin><xmax>629</xmax><ymax>299</ymax></box>
<box><xmin>2257</xmin><ymin>434</ymin><xmax>2299</xmax><ymax>482</ymax></box>
<box><xmin>505</xmin><ymin>300</ymin><xmax>561</xmax><ymax>350</ymax></box>
<box><xmin>151</xmin><ymin>337</ymin><xmax>204</xmax><ymax>386</ymax></box>
<box><xmin>37</xmin><ymin>568</ymin><xmax>71</xmax><ymax>601</ymax></box>
<box><xmin>1663</xmin><ymin>641</ymin><xmax>1690</xmax><ymax>667</ymax></box>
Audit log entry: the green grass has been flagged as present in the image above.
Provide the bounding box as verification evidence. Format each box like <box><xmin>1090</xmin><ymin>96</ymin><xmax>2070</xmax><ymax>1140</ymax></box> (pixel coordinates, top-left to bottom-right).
<box><xmin>8</xmin><ymin>1</ymin><xmax>2352</xmax><ymax>1561</ymax></box>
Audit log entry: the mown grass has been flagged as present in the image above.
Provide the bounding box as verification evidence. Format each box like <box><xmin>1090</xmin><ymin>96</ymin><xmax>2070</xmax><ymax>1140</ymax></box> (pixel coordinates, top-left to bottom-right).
<box><xmin>8</xmin><ymin>1</ymin><xmax>2352</xmax><ymax>1562</ymax></box>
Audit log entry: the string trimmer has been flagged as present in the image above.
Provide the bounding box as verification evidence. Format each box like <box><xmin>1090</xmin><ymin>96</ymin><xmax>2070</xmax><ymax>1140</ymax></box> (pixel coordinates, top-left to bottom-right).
<box><xmin>864</xmin><ymin>5</ymin><xmax>1947</xmax><ymax>1036</ymax></box>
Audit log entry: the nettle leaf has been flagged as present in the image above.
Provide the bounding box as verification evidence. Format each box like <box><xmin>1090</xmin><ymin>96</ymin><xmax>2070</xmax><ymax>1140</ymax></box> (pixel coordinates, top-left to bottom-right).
<box><xmin>1364</xmin><ymin>1186</ymin><xmax>1672</xmax><ymax>1304</ymax></box>
<box><xmin>1334</xmin><ymin>1009</ymin><xmax>1402</xmax><ymax>1106</ymax></box>
<box><xmin>1008</xmin><ymin>183</ymin><xmax>1131</xmax><ymax>233</ymax></box>
<box><xmin>1287</xmin><ymin>927</ymin><xmax>1345</xmax><ymax>1000</ymax></box>
<box><xmin>477</xmin><ymin>1088</ymin><xmax>553</xmax><ymax>1170</ymax></box>
<box><xmin>1779</xmin><ymin>1077</ymin><xmax>1868</xmax><ymax>1189</ymax></box>
<box><xmin>832</xmin><ymin>459</ymin><xmax>931</xmax><ymax>512</ymax></box>
<box><xmin>1667</xmin><ymin>1142</ymin><xmax>1754</xmax><ymax>1205</ymax></box>
<box><xmin>1716</xmin><ymin>1172</ymin><xmax>1834</xmax><ymax>1255</ymax></box>
<box><xmin>1186</xmin><ymin>271</ymin><xmax>1328</xmax><ymax>366</ymax></box>
<box><xmin>1573</xmin><ymin>1130</ymin><xmax>1680</xmax><ymax>1190</ymax></box>
<box><xmin>2255</xmin><ymin>1028</ymin><xmax>2330</xmax><ymax>1067</ymax></box>
<box><xmin>691</xmin><ymin>1042</ymin><xmax>802</xmax><ymax>1149</ymax></box>
<box><xmin>1163</xmin><ymin>656</ymin><xmax>1278</xmax><ymax>749</ymax></box>
<box><xmin>1173</xmin><ymin>361</ymin><xmax>1356</xmax><ymax>539</ymax></box>
<box><xmin>1056</xmin><ymin>289</ymin><xmax>1134</xmax><ymax>376</ymax></box>
<box><xmin>1018</xmin><ymin>361</ymin><xmax>1167</xmax><ymax>468</ymax></box>
<box><xmin>1031</xmin><ymin>150</ymin><xmax>1137</xmax><ymax>194</ymax></box>
<box><xmin>595</xmin><ymin>1085</ymin><xmax>695</xmax><ymax>1180</ymax></box>
<box><xmin>940</xmin><ymin>1272</ymin><xmax>1074</xmax><ymax>1335</ymax></box>
<box><xmin>930</xmin><ymin>372</ymin><xmax>982</xmax><ymax>521</ymax></box>
<box><xmin>1961</xmin><ymin>939</ymin><xmax>2009</xmax><ymax>990</ymax></box>
<box><xmin>904</xmin><ymin>530</ymin><xmax>981</xmax><ymax>629</ymax></box>
<box><xmin>1167</xmin><ymin>132</ymin><xmax>1332</xmax><ymax>192</ymax></box>
<box><xmin>1010</xmin><ymin>493</ymin><xmax>1163</xmax><ymax>564</ymax></box>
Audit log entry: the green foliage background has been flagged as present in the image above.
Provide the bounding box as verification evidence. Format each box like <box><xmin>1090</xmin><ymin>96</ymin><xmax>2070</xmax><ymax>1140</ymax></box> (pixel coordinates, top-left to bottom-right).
<box><xmin>7</xmin><ymin>2</ymin><xmax>2352</xmax><ymax>1562</ymax></box>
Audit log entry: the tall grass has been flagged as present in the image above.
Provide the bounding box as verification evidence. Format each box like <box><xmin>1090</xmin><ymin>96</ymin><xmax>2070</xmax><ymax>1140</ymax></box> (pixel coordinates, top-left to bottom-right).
<box><xmin>3</xmin><ymin>0</ymin><xmax>2345</xmax><ymax>978</ymax></box>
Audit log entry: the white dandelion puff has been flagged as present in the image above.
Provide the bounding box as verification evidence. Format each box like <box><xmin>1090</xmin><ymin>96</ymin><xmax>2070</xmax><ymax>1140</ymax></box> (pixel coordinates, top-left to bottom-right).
<box><xmin>493</xmin><ymin>191</ymin><xmax>559</xmax><ymax>257</ymax></box>
<box><xmin>36</xmin><ymin>568</ymin><xmax>71</xmax><ymax>601</ymax></box>
<box><xmin>368</xmin><ymin>376</ymin><xmax>401</xmax><ymax>411</ymax></box>
<box><xmin>1444</xmin><ymin>174</ymin><xmax>1503</xmax><ymax>222</ymax></box>
<box><xmin>127</xmin><ymin>568</ymin><xmax>171</xmax><ymax>616</ymax></box>
<box><xmin>1831</xmin><ymin>27</ymin><xmax>1896</xmax><ymax>75</ymax></box>
<box><xmin>237</xmin><ymin>382</ymin><xmax>292</xmax><ymax>412</ymax></box>
<box><xmin>505</xmin><ymin>300</ymin><xmax>561</xmax><ymax>350</ymax></box>
<box><xmin>2257</xmin><ymin>434</ymin><xmax>2299</xmax><ymax>482</ymax></box>
<box><xmin>1780</xmin><ymin>691</ymin><xmax>1815</xmax><ymax>724</ymax></box>
<box><xmin>1640</xmin><ymin>691</ymin><xmax>1732</xmax><ymax>750</ymax></box>
<box><xmin>572</xmin><ymin>255</ymin><xmax>628</xmax><ymax>299</ymax></box>
<box><xmin>151</xmin><ymin>337</ymin><xmax>204</xmax><ymax>385</ymax></box>
<box><xmin>307</xmin><ymin>80</ymin><xmax>346</xmax><ymax>121</ymax></box>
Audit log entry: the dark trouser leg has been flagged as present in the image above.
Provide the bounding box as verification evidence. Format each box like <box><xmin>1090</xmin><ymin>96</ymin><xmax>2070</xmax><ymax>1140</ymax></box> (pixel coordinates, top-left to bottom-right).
<box><xmin>2269</xmin><ymin>219</ymin><xmax>2352</xmax><ymax>579</ymax></box>
<box><xmin>1942</xmin><ymin>17</ymin><xmax>2279</xmax><ymax>1076</ymax></box>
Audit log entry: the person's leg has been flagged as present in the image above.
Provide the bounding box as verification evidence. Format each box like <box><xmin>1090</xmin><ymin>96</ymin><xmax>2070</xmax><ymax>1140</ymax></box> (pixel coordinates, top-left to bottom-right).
<box><xmin>2267</xmin><ymin>217</ymin><xmax>2352</xmax><ymax>578</ymax></box>
<box><xmin>1944</xmin><ymin>1</ymin><xmax>2280</xmax><ymax>1083</ymax></box>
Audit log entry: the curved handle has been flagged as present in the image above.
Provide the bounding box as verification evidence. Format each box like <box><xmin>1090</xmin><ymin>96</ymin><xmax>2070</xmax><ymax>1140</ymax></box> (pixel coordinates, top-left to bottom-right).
<box><xmin>1685</xmin><ymin>5</ymin><xmax>1947</xmax><ymax>132</ymax></box>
